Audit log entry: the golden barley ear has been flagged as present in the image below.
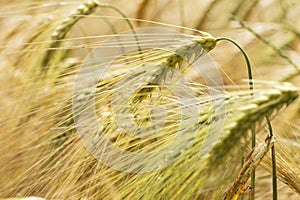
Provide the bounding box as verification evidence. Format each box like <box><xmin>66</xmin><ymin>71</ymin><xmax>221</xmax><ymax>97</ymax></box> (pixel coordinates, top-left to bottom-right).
<box><xmin>223</xmin><ymin>136</ymin><xmax>275</xmax><ymax>200</ymax></box>
<box><xmin>42</xmin><ymin>0</ymin><xmax>99</xmax><ymax>73</ymax></box>
<box><xmin>205</xmin><ymin>83</ymin><xmax>298</xmax><ymax>172</ymax></box>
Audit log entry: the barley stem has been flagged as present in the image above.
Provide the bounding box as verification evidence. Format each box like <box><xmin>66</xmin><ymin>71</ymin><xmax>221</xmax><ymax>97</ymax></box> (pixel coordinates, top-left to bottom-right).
<box><xmin>95</xmin><ymin>2</ymin><xmax>143</xmax><ymax>58</ymax></box>
<box><xmin>216</xmin><ymin>37</ymin><xmax>253</xmax><ymax>93</ymax></box>
<box><xmin>233</xmin><ymin>16</ymin><xmax>289</xmax><ymax>200</ymax></box>
<box><xmin>216</xmin><ymin>36</ymin><xmax>255</xmax><ymax>199</ymax></box>
<box><xmin>266</xmin><ymin>116</ymin><xmax>278</xmax><ymax>200</ymax></box>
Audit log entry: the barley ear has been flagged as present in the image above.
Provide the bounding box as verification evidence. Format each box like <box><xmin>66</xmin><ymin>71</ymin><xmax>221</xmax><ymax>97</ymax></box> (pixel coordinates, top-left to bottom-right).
<box><xmin>207</xmin><ymin>83</ymin><xmax>299</xmax><ymax>170</ymax></box>
<box><xmin>223</xmin><ymin>136</ymin><xmax>275</xmax><ymax>200</ymax></box>
<box><xmin>42</xmin><ymin>0</ymin><xmax>99</xmax><ymax>73</ymax></box>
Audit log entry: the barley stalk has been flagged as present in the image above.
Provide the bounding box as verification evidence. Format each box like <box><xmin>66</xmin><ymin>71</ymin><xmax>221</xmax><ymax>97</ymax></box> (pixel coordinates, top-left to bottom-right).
<box><xmin>223</xmin><ymin>135</ymin><xmax>275</xmax><ymax>200</ymax></box>
<box><xmin>233</xmin><ymin>16</ymin><xmax>300</xmax><ymax>81</ymax></box>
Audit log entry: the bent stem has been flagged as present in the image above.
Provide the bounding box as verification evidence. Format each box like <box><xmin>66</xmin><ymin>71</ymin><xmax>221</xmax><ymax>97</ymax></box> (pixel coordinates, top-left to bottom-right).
<box><xmin>96</xmin><ymin>2</ymin><xmax>143</xmax><ymax>58</ymax></box>
<box><xmin>216</xmin><ymin>37</ymin><xmax>253</xmax><ymax>93</ymax></box>
<box><xmin>228</xmin><ymin>16</ymin><xmax>282</xmax><ymax>199</ymax></box>
<box><xmin>216</xmin><ymin>37</ymin><xmax>256</xmax><ymax>199</ymax></box>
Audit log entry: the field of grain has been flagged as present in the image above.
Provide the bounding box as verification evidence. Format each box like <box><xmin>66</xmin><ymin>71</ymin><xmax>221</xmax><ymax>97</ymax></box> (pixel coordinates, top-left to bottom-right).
<box><xmin>0</xmin><ymin>0</ymin><xmax>299</xmax><ymax>199</ymax></box>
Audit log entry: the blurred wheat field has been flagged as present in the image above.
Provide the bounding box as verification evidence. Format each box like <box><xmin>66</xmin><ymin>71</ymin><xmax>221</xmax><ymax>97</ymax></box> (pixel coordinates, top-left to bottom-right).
<box><xmin>0</xmin><ymin>0</ymin><xmax>300</xmax><ymax>199</ymax></box>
